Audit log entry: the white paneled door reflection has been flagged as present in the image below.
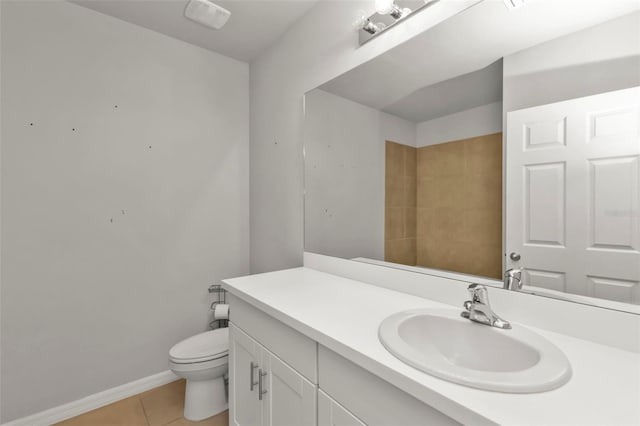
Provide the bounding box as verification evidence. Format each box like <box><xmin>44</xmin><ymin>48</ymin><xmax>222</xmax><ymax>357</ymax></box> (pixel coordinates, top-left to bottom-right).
<box><xmin>506</xmin><ymin>87</ymin><xmax>640</xmax><ymax>304</ymax></box>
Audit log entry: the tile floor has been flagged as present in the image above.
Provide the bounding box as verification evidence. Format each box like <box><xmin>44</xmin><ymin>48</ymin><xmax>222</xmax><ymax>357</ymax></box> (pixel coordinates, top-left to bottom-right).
<box><xmin>54</xmin><ymin>380</ymin><xmax>228</xmax><ymax>426</ymax></box>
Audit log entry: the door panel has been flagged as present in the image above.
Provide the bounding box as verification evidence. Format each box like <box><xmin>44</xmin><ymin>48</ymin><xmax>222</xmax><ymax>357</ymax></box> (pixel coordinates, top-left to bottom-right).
<box><xmin>524</xmin><ymin>162</ymin><xmax>566</xmax><ymax>246</ymax></box>
<box><xmin>524</xmin><ymin>116</ymin><xmax>567</xmax><ymax>150</ymax></box>
<box><xmin>589</xmin><ymin>276</ymin><xmax>640</xmax><ymax>304</ymax></box>
<box><xmin>589</xmin><ymin>107</ymin><xmax>639</xmax><ymax>146</ymax></box>
<box><xmin>588</xmin><ymin>156</ymin><xmax>639</xmax><ymax>250</ymax></box>
<box><xmin>524</xmin><ymin>269</ymin><xmax>566</xmax><ymax>293</ymax></box>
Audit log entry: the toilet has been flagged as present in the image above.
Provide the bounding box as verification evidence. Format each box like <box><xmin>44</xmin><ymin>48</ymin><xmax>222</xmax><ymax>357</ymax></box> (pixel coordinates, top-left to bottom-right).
<box><xmin>169</xmin><ymin>327</ymin><xmax>229</xmax><ymax>421</ymax></box>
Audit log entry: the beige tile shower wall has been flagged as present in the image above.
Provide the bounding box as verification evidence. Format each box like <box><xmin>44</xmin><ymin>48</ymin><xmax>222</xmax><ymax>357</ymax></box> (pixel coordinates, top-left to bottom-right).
<box><xmin>416</xmin><ymin>133</ymin><xmax>502</xmax><ymax>279</ymax></box>
<box><xmin>384</xmin><ymin>141</ymin><xmax>416</xmax><ymax>266</ymax></box>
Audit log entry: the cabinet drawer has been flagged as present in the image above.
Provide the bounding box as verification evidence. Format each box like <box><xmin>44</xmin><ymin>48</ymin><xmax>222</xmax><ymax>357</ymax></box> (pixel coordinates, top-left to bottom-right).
<box><xmin>229</xmin><ymin>293</ymin><xmax>317</xmax><ymax>383</ymax></box>
<box><xmin>318</xmin><ymin>345</ymin><xmax>460</xmax><ymax>426</ymax></box>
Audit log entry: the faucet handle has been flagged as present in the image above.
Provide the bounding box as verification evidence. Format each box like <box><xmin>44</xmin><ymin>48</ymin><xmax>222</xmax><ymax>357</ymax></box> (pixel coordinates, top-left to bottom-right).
<box><xmin>505</xmin><ymin>268</ymin><xmax>523</xmax><ymax>279</ymax></box>
<box><xmin>467</xmin><ymin>284</ymin><xmax>489</xmax><ymax>304</ymax></box>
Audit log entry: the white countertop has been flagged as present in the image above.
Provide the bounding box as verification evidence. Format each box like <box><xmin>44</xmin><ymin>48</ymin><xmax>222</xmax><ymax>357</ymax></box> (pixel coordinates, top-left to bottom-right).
<box><xmin>223</xmin><ymin>267</ymin><xmax>640</xmax><ymax>426</ymax></box>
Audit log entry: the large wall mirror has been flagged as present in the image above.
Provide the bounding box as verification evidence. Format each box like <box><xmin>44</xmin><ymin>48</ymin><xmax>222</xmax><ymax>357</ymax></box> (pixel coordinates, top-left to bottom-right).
<box><xmin>304</xmin><ymin>0</ymin><xmax>640</xmax><ymax>313</ymax></box>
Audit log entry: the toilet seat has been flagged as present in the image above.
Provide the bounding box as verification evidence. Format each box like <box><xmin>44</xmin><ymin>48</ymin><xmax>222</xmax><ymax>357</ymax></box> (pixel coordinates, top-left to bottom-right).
<box><xmin>169</xmin><ymin>328</ymin><xmax>229</xmax><ymax>364</ymax></box>
<box><xmin>169</xmin><ymin>354</ymin><xmax>228</xmax><ymax>373</ymax></box>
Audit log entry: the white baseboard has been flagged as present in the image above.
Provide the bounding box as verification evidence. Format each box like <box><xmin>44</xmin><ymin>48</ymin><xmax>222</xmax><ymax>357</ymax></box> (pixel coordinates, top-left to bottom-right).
<box><xmin>1</xmin><ymin>370</ymin><xmax>178</xmax><ymax>426</ymax></box>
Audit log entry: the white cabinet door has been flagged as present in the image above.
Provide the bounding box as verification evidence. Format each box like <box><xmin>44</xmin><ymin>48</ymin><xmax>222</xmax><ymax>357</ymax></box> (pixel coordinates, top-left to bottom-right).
<box><xmin>230</xmin><ymin>322</ymin><xmax>317</xmax><ymax>426</ymax></box>
<box><xmin>230</xmin><ymin>323</ymin><xmax>262</xmax><ymax>426</ymax></box>
<box><xmin>318</xmin><ymin>390</ymin><xmax>366</xmax><ymax>426</ymax></box>
<box><xmin>261</xmin><ymin>350</ymin><xmax>317</xmax><ymax>426</ymax></box>
<box><xmin>506</xmin><ymin>86</ymin><xmax>640</xmax><ymax>303</ymax></box>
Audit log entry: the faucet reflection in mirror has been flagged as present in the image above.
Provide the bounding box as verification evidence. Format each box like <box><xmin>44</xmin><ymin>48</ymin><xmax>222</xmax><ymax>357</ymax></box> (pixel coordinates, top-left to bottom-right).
<box><xmin>504</xmin><ymin>268</ymin><xmax>524</xmax><ymax>291</ymax></box>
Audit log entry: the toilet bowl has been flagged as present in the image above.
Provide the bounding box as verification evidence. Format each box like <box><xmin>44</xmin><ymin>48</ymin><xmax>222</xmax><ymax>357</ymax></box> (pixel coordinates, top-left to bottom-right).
<box><xmin>169</xmin><ymin>327</ymin><xmax>229</xmax><ymax>421</ymax></box>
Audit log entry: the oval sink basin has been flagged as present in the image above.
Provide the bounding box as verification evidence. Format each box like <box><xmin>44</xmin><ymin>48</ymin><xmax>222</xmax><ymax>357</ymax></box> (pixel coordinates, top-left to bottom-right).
<box><xmin>379</xmin><ymin>309</ymin><xmax>571</xmax><ymax>393</ymax></box>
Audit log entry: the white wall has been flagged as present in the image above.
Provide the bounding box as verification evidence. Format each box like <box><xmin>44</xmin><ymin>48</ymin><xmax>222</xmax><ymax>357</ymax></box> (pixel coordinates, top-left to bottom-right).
<box><xmin>503</xmin><ymin>12</ymin><xmax>640</xmax><ymax>113</ymax></box>
<box><xmin>416</xmin><ymin>102</ymin><xmax>502</xmax><ymax>147</ymax></box>
<box><xmin>250</xmin><ymin>0</ymin><xmax>480</xmax><ymax>273</ymax></box>
<box><xmin>304</xmin><ymin>90</ymin><xmax>415</xmax><ymax>261</ymax></box>
<box><xmin>0</xmin><ymin>2</ymin><xmax>249</xmax><ymax>422</ymax></box>
<box><xmin>380</xmin><ymin>111</ymin><xmax>417</xmax><ymax>148</ymax></box>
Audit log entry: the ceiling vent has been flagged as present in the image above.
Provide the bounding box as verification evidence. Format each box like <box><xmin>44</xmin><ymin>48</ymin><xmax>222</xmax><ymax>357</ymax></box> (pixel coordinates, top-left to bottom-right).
<box><xmin>185</xmin><ymin>0</ymin><xmax>231</xmax><ymax>30</ymax></box>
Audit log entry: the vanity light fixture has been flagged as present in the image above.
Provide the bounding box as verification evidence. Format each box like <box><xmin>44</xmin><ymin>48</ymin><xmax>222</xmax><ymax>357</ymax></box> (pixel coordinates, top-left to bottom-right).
<box><xmin>356</xmin><ymin>0</ymin><xmax>440</xmax><ymax>45</ymax></box>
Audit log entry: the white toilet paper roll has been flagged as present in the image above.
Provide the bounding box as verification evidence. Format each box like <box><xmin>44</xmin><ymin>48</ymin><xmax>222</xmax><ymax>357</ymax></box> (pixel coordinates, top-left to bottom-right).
<box><xmin>213</xmin><ymin>303</ymin><xmax>229</xmax><ymax>320</ymax></box>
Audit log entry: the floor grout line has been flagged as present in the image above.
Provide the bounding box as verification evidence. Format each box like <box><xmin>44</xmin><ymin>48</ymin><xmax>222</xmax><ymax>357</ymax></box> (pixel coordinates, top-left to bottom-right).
<box><xmin>138</xmin><ymin>394</ymin><xmax>151</xmax><ymax>426</ymax></box>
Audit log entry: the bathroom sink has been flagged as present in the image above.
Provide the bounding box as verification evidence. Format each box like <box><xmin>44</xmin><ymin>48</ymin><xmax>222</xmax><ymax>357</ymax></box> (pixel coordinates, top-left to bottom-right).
<box><xmin>379</xmin><ymin>309</ymin><xmax>571</xmax><ymax>393</ymax></box>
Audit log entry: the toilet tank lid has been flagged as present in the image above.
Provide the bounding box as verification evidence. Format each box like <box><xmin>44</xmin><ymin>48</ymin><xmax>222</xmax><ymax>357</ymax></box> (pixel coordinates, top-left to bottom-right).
<box><xmin>170</xmin><ymin>328</ymin><xmax>228</xmax><ymax>361</ymax></box>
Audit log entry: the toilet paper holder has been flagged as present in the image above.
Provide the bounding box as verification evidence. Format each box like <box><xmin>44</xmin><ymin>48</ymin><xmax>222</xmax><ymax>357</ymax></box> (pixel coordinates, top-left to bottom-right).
<box><xmin>208</xmin><ymin>284</ymin><xmax>228</xmax><ymax>329</ymax></box>
<box><xmin>208</xmin><ymin>284</ymin><xmax>225</xmax><ymax>294</ymax></box>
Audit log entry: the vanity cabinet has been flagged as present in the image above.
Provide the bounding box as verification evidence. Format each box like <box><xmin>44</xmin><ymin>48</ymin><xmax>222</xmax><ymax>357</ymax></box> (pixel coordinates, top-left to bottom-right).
<box><xmin>227</xmin><ymin>293</ymin><xmax>458</xmax><ymax>426</ymax></box>
<box><xmin>230</xmin><ymin>323</ymin><xmax>317</xmax><ymax>426</ymax></box>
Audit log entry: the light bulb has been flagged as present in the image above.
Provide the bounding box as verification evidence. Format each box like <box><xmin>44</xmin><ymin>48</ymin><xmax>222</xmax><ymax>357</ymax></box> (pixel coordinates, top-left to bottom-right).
<box><xmin>375</xmin><ymin>0</ymin><xmax>395</xmax><ymax>15</ymax></box>
<box><xmin>352</xmin><ymin>10</ymin><xmax>369</xmax><ymax>30</ymax></box>
<box><xmin>353</xmin><ymin>9</ymin><xmax>386</xmax><ymax>34</ymax></box>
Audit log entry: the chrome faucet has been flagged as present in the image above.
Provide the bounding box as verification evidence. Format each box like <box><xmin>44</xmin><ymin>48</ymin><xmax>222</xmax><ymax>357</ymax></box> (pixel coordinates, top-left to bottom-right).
<box><xmin>504</xmin><ymin>268</ymin><xmax>524</xmax><ymax>291</ymax></box>
<box><xmin>461</xmin><ymin>284</ymin><xmax>511</xmax><ymax>329</ymax></box>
